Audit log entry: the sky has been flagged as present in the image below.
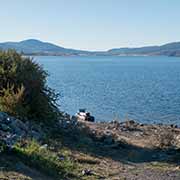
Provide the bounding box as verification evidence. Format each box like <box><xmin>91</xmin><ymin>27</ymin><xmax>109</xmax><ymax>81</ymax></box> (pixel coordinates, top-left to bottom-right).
<box><xmin>0</xmin><ymin>0</ymin><xmax>180</xmax><ymax>51</ymax></box>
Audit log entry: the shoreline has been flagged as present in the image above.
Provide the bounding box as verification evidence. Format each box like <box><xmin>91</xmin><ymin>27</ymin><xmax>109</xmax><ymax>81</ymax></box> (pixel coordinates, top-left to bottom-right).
<box><xmin>78</xmin><ymin>120</ymin><xmax>180</xmax><ymax>148</ymax></box>
<box><xmin>28</xmin><ymin>54</ymin><xmax>177</xmax><ymax>57</ymax></box>
<box><xmin>60</xmin><ymin>114</ymin><xmax>180</xmax><ymax>150</ymax></box>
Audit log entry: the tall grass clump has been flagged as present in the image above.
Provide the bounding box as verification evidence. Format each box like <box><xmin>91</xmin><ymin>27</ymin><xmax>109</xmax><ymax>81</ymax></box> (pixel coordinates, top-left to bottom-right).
<box><xmin>14</xmin><ymin>140</ymin><xmax>76</xmax><ymax>179</ymax></box>
<box><xmin>0</xmin><ymin>50</ymin><xmax>60</xmax><ymax>123</ymax></box>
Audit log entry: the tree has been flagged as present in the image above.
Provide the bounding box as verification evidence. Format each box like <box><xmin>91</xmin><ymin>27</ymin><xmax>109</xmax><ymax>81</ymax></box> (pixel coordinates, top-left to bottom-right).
<box><xmin>0</xmin><ymin>50</ymin><xmax>60</xmax><ymax>123</ymax></box>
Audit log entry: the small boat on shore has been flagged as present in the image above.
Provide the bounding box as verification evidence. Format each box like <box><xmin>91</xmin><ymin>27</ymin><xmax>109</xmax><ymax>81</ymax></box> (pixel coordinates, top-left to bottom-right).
<box><xmin>75</xmin><ymin>109</ymin><xmax>95</xmax><ymax>122</ymax></box>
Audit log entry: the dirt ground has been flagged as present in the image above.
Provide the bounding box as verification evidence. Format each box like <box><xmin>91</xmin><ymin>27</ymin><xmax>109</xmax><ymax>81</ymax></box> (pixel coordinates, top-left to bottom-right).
<box><xmin>0</xmin><ymin>120</ymin><xmax>180</xmax><ymax>180</ymax></box>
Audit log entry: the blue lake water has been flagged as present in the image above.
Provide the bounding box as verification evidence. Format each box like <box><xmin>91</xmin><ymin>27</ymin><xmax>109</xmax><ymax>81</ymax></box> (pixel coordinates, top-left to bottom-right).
<box><xmin>34</xmin><ymin>56</ymin><xmax>180</xmax><ymax>125</ymax></box>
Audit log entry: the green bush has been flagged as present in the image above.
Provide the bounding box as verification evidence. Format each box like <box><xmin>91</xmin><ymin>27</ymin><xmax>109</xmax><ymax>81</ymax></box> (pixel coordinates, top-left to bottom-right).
<box><xmin>14</xmin><ymin>140</ymin><xmax>76</xmax><ymax>179</ymax></box>
<box><xmin>0</xmin><ymin>50</ymin><xmax>60</xmax><ymax>122</ymax></box>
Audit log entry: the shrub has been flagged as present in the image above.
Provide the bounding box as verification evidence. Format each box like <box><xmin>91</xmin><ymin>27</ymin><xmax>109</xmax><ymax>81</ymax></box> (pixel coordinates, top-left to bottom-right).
<box><xmin>0</xmin><ymin>50</ymin><xmax>60</xmax><ymax>123</ymax></box>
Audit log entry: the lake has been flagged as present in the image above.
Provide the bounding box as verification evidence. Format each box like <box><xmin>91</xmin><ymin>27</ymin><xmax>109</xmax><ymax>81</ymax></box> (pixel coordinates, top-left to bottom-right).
<box><xmin>34</xmin><ymin>56</ymin><xmax>180</xmax><ymax>125</ymax></box>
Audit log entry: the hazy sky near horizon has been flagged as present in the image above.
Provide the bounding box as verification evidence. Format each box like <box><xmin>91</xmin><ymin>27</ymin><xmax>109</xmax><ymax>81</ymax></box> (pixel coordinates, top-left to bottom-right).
<box><xmin>0</xmin><ymin>0</ymin><xmax>180</xmax><ymax>50</ymax></box>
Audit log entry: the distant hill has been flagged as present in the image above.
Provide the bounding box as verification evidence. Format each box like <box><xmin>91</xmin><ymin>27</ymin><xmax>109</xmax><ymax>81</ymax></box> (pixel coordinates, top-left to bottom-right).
<box><xmin>108</xmin><ymin>42</ymin><xmax>180</xmax><ymax>56</ymax></box>
<box><xmin>0</xmin><ymin>39</ymin><xmax>91</xmax><ymax>56</ymax></box>
<box><xmin>0</xmin><ymin>39</ymin><xmax>180</xmax><ymax>56</ymax></box>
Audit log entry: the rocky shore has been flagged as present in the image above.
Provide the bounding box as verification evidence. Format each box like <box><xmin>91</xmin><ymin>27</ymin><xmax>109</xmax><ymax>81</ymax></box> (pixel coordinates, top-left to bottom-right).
<box><xmin>59</xmin><ymin>114</ymin><xmax>180</xmax><ymax>149</ymax></box>
<box><xmin>81</xmin><ymin>120</ymin><xmax>180</xmax><ymax>149</ymax></box>
<box><xmin>1</xmin><ymin>111</ymin><xmax>179</xmax><ymax>153</ymax></box>
<box><xmin>0</xmin><ymin>112</ymin><xmax>180</xmax><ymax>179</ymax></box>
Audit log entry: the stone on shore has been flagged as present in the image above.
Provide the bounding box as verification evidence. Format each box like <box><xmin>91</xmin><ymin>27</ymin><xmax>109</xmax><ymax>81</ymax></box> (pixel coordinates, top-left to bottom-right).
<box><xmin>0</xmin><ymin>112</ymin><xmax>42</xmax><ymax>150</ymax></box>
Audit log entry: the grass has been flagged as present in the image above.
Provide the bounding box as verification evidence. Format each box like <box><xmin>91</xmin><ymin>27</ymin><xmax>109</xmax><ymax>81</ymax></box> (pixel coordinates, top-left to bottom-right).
<box><xmin>13</xmin><ymin>139</ymin><xmax>79</xmax><ymax>180</ymax></box>
<box><xmin>10</xmin><ymin>139</ymin><xmax>103</xmax><ymax>180</ymax></box>
<box><xmin>0</xmin><ymin>171</ymin><xmax>32</xmax><ymax>180</ymax></box>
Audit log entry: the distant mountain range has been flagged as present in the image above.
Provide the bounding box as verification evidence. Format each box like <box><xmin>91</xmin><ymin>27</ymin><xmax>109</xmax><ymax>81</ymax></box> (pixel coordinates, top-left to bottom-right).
<box><xmin>0</xmin><ymin>39</ymin><xmax>180</xmax><ymax>57</ymax></box>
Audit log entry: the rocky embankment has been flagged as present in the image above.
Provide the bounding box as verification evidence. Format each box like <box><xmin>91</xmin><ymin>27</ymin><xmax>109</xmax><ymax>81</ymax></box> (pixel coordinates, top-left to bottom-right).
<box><xmin>1</xmin><ymin>111</ymin><xmax>180</xmax><ymax>151</ymax></box>
<box><xmin>0</xmin><ymin>112</ymin><xmax>43</xmax><ymax>151</ymax></box>
<box><xmin>82</xmin><ymin>120</ymin><xmax>180</xmax><ymax>149</ymax></box>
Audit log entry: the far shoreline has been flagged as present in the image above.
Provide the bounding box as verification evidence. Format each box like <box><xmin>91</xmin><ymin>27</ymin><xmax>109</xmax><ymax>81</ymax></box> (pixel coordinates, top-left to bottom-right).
<box><xmin>27</xmin><ymin>54</ymin><xmax>178</xmax><ymax>57</ymax></box>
